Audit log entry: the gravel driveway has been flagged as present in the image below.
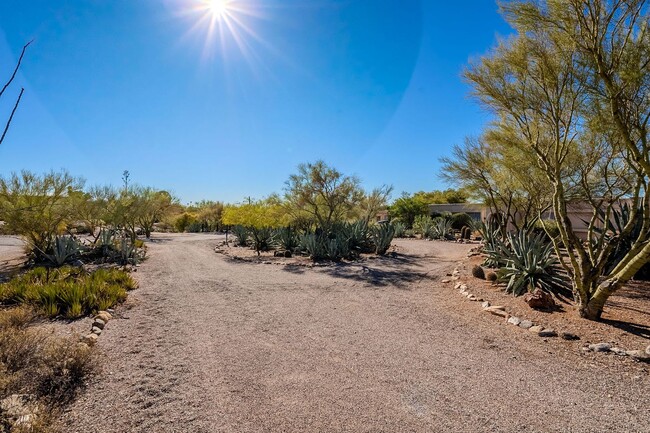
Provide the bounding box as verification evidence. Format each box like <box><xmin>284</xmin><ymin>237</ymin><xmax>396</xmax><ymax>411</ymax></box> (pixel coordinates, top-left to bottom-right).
<box><xmin>60</xmin><ymin>233</ymin><xmax>649</xmax><ymax>433</ymax></box>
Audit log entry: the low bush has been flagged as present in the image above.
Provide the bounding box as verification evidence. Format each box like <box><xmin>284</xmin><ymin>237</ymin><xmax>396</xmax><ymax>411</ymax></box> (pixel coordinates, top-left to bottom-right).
<box><xmin>0</xmin><ymin>267</ymin><xmax>137</xmax><ymax>319</ymax></box>
<box><xmin>0</xmin><ymin>307</ymin><xmax>98</xmax><ymax>431</ymax></box>
<box><xmin>230</xmin><ymin>225</ymin><xmax>249</xmax><ymax>247</ymax></box>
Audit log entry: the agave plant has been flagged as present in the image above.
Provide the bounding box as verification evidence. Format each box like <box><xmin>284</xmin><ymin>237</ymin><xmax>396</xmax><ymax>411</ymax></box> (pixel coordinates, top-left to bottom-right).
<box><xmin>299</xmin><ymin>233</ymin><xmax>326</xmax><ymax>261</ymax></box>
<box><xmin>230</xmin><ymin>225</ymin><xmax>249</xmax><ymax>247</ymax></box>
<box><xmin>495</xmin><ymin>230</ymin><xmax>569</xmax><ymax>297</ymax></box>
<box><xmin>44</xmin><ymin>236</ymin><xmax>81</xmax><ymax>267</ymax></box>
<box><xmin>275</xmin><ymin>226</ymin><xmax>299</xmax><ymax>252</ymax></box>
<box><xmin>429</xmin><ymin>217</ymin><xmax>453</xmax><ymax>240</ymax></box>
<box><xmin>393</xmin><ymin>221</ymin><xmax>406</xmax><ymax>238</ymax></box>
<box><xmin>372</xmin><ymin>222</ymin><xmax>396</xmax><ymax>255</ymax></box>
<box><xmin>324</xmin><ymin>237</ymin><xmax>348</xmax><ymax>261</ymax></box>
<box><xmin>413</xmin><ymin>215</ymin><xmax>434</xmax><ymax>237</ymax></box>
<box><xmin>337</xmin><ymin>220</ymin><xmax>371</xmax><ymax>257</ymax></box>
<box><xmin>478</xmin><ymin>220</ymin><xmax>504</xmax><ymax>268</ymax></box>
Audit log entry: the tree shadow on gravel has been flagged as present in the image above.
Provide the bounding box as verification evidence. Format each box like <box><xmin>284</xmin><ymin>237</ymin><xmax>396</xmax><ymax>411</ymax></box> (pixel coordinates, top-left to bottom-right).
<box><xmin>600</xmin><ymin>318</ymin><xmax>650</xmax><ymax>339</ymax></box>
<box><xmin>316</xmin><ymin>254</ymin><xmax>435</xmax><ymax>289</ymax></box>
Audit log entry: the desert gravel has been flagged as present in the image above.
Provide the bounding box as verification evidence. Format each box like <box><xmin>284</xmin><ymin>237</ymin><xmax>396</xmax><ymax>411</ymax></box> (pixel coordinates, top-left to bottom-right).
<box><xmin>59</xmin><ymin>234</ymin><xmax>649</xmax><ymax>433</ymax></box>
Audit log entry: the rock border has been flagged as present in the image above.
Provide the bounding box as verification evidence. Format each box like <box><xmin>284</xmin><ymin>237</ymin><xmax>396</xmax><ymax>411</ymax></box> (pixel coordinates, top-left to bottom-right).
<box><xmin>78</xmin><ymin>310</ymin><xmax>114</xmax><ymax>348</ymax></box>
<box><xmin>446</xmin><ymin>262</ymin><xmax>650</xmax><ymax>363</ymax></box>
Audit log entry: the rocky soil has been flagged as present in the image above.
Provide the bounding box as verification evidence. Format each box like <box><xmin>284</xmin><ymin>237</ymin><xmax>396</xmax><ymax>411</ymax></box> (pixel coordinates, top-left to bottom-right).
<box><xmin>55</xmin><ymin>234</ymin><xmax>648</xmax><ymax>433</ymax></box>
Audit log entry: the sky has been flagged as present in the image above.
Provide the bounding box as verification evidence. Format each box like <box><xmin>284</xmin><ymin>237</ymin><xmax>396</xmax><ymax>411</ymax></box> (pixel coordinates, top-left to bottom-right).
<box><xmin>0</xmin><ymin>0</ymin><xmax>512</xmax><ymax>204</ymax></box>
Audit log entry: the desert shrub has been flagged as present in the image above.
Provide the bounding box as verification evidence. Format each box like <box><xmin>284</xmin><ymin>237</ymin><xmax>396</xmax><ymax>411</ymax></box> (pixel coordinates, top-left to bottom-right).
<box><xmin>403</xmin><ymin>229</ymin><xmax>416</xmax><ymax>238</ymax></box>
<box><xmin>494</xmin><ymin>231</ymin><xmax>570</xmax><ymax>298</ymax></box>
<box><xmin>372</xmin><ymin>222</ymin><xmax>395</xmax><ymax>255</ymax></box>
<box><xmin>275</xmin><ymin>227</ymin><xmax>299</xmax><ymax>252</ymax></box>
<box><xmin>174</xmin><ymin>213</ymin><xmax>197</xmax><ymax>233</ymax></box>
<box><xmin>450</xmin><ymin>213</ymin><xmax>474</xmax><ymax>230</ymax></box>
<box><xmin>230</xmin><ymin>225</ymin><xmax>249</xmax><ymax>247</ymax></box>
<box><xmin>0</xmin><ymin>308</ymin><xmax>98</xmax><ymax>430</ymax></box>
<box><xmin>428</xmin><ymin>217</ymin><xmax>453</xmax><ymax>240</ymax></box>
<box><xmin>472</xmin><ymin>265</ymin><xmax>485</xmax><ymax>279</ymax></box>
<box><xmin>0</xmin><ymin>267</ymin><xmax>136</xmax><ymax>319</ymax></box>
<box><xmin>186</xmin><ymin>221</ymin><xmax>203</xmax><ymax>233</ymax></box>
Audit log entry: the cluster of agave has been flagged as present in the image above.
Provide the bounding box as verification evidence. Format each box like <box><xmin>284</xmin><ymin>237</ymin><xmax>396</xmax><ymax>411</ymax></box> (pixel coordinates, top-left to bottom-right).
<box><xmin>231</xmin><ymin>220</ymin><xmax>397</xmax><ymax>261</ymax></box>
<box><xmin>481</xmin><ymin>221</ymin><xmax>570</xmax><ymax>298</ymax></box>
<box><xmin>413</xmin><ymin>215</ymin><xmax>454</xmax><ymax>240</ymax></box>
<box><xmin>35</xmin><ymin>229</ymin><xmax>145</xmax><ymax>268</ymax></box>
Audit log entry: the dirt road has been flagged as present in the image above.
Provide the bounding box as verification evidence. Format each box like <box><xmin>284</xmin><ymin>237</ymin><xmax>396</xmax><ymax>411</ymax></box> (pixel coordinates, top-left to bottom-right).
<box><xmin>61</xmin><ymin>233</ymin><xmax>649</xmax><ymax>433</ymax></box>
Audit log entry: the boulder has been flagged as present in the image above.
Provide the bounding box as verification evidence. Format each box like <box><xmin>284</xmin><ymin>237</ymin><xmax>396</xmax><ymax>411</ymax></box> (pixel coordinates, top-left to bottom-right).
<box><xmin>518</xmin><ymin>320</ymin><xmax>534</xmax><ymax>329</ymax></box>
<box><xmin>523</xmin><ymin>288</ymin><xmax>556</xmax><ymax>310</ymax></box>
<box><xmin>507</xmin><ymin>316</ymin><xmax>521</xmax><ymax>326</ymax></box>
<box><xmin>96</xmin><ymin>311</ymin><xmax>113</xmax><ymax>322</ymax></box>
<box><xmin>80</xmin><ymin>333</ymin><xmax>98</xmax><ymax>346</ymax></box>
<box><xmin>529</xmin><ymin>325</ymin><xmax>544</xmax><ymax>333</ymax></box>
<box><xmin>92</xmin><ymin>318</ymin><xmax>106</xmax><ymax>330</ymax></box>
<box><xmin>91</xmin><ymin>326</ymin><xmax>102</xmax><ymax>335</ymax></box>
<box><xmin>610</xmin><ymin>347</ymin><xmax>628</xmax><ymax>356</ymax></box>
<box><xmin>484</xmin><ymin>306</ymin><xmax>508</xmax><ymax>317</ymax></box>
<box><xmin>538</xmin><ymin>329</ymin><xmax>557</xmax><ymax>337</ymax></box>
<box><xmin>626</xmin><ymin>350</ymin><xmax>650</xmax><ymax>361</ymax></box>
<box><xmin>561</xmin><ymin>332</ymin><xmax>580</xmax><ymax>341</ymax></box>
<box><xmin>481</xmin><ymin>301</ymin><xmax>490</xmax><ymax>308</ymax></box>
<box><xmin>588</xmin><ymin>343</ymin><xmax>611</xmax><ymax>352</ymax></box>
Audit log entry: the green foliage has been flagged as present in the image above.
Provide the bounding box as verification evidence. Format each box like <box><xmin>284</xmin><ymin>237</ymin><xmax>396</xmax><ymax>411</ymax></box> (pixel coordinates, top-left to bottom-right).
<box><xmin>393</xmin><ymin>221</ymin><xmax>406</xmax><ymax>238</ymax></box>
<box><xmin>275</xmin><ymin>226</ymin><xmax>299</xmax><ymax>252</ymax></box>
<box><xmin>230</xmin><ymin>225</ymin><xmax>249</xmax><ymax>247</ymax></box>
<box><xmin>299</xmin><ymin>233</ymin><xmax>326</xmax><ymax>261</ymax></box>
<box><xmin>450</xmin><ymin>213</ymin><xmax>474</xmax><ymax>230</ymax></box>
<box><xmin>372</xmin><ymin>223</ymin><xmax>395</xmax><ymax>255</ymax></box>
<box><xmin>389</xmin><ymin>193</ymin><xmax>430</xmax><ymax>229</ymax></box>
<box><xmin>413</xmin><ymin>215</ymin><xmax>434</xmax><ymax>237</ymax></box>
<box><xmin>478</xmin><ymin>220</ymin><xmax>504</xmax><ymax>268</ymax></box>
<box><xmin>174</xmin><ymin>212</ymin><xmax>198</xmax><ymax>233</ymax></box>
<box><xmin>43</xmin><ymin>235</ymin><xmax>82</xmax><ymax>267</ymax></box>
<box><xmin>492</xmin><ymin>231</ymin><xmax>569</xmax><ymax>298</ymax></box>
<box><xmin>0</xmin><ymin>267</ymin><xmax>136</xmax><ymax>319</ymax></box>
<box><xmin>429</xmin><ymin>217</ymin><xmax>453</xmax><ymax>240</ymax></box>
<box><xmin>0</xmin><ymin>170</ymin><xmax>84</xmax><ymax>260</ymax></box>
<box><xmin>413</xmin><ymin>189</ymin><xmax>468</xmax><ymax>204</ymax></box>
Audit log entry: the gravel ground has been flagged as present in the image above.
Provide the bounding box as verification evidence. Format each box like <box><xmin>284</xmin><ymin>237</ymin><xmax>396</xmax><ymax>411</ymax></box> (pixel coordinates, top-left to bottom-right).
<box><xmin>59</xmin><ymin>233</ymin><xmax>649</xmax><ymax>433</ymax></box>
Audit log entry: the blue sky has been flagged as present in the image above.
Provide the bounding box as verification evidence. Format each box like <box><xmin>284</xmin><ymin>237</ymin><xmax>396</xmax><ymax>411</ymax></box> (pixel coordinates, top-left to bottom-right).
<box><xmin>0</xmin><ymin>0</ymin><xmax>512</xmax><ymax>204</ymax></box>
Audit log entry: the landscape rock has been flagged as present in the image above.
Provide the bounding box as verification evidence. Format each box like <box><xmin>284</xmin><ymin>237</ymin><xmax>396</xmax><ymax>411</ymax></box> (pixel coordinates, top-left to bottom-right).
<box><xmin>484</xmin><ymin>306</ymin><xmax>508</xmax><ymax>317</ymax></box>
<box><xmin>523</xmin><ymin>288</ymin><xmax>556</xmax><ymax>310</ymax></box>
<box><xmin>626</xmin><ymin>350</ymin><xmax>650</xmax><ymax>361</ymax></box>
<box><xmin>441</xmin><ymin>279</ymin><xmax>451</xmax><ymax>283</ymax></box>
<box><xmin>81</xmin><ymin>334</ymin><xmax>98</xmax><ymax>346</ymax></box>
<box><xmin>481</xmin><ymin>301</ymin><xmax>490</xmax><ymax>308</ymax></box>
<box><xmin>91</xmin><ymin>326</ymin><xmax>102</xmax><ymax>335</ymax></box>
<box><xmin>646</xmin><ymin>345</ymin><xmax>650</xmax><ymax>356</ymax></box>
<box><xmin>588</xmin><ymin>343</ymin><xmax>611</xmax><ymax>353</ymax></box>
<box><xmin>468</xmin><ymin>294</ymin><xmax>478</xmax><ymax>301</ymax></box>
<box><xmin>454</xmin><ymin>283</ymin><xmax>462</xmax><ymax>290</ymax></box>
<box><xmin>518</xmin><ymin>320</ymin><xmax>534</xmax><ymax>329</ymax></box>
<box><xmin>538</xmin><ymin>328</ymin><xmax>557</xmax><ymax>337</ymax></box>
<box><xmin>529</xmin><ymin>325</ymin><xmax>544</xmax><ymax>333</ymax></box>
<box><xmin>96</xmin><ymin>311</ymin><xmax>113</xmax><ymax>322</ymax></box>
<box><xmin>507</xmin><ymin>316</ymin><xmax>521</xmax><ymax>326</ymax></box>
<box><xmin>561</xmin><ymin>332</ymin><xmax>580</xmax><ymax>341</ymax></box>
<box><xmin>610</xmin><ymin>347</ymin><xmax>628</xmax><ymax>356</ymax></box>
<box><xmin>92</xmin><ymin>318</ymin><xmax>106</xmax><ymax>330</ymax></box>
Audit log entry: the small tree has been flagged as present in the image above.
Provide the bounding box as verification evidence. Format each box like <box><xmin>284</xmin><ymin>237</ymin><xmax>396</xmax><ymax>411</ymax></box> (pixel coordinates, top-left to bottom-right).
<box><xmin>222</xmin><ymin>200</ymin><xmax>286</xmax><ymax>255</ymax></box>
<box><xmin>284</xmin><ymin>161</ymin><xmax>364</xmax><ymax>231</ymax></box>
<box><xmin>0</xmin><ymin>170</ymin><xmax>84</xmax><ymax>258</ymax></box>
<box><xmin>389</xmin><ymin>193</ymin><xmax>430</xmax><ymax>228</ymax></box>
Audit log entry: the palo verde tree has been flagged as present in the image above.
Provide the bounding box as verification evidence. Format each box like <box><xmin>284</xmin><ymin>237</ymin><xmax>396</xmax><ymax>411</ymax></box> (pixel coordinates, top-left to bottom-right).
<box><xmin>465</xmin><ymin>0</ymin><xmax>650</xmax><ymax>319</ymax></box>
<box><xmin>284</xmin><ymin>160</ymin><xmax>365</xmax><ymax>231</ymax></box>
<box><xmin>0</xmin><ymin>170</ymin><xmax>84</xmax><ymax>257</ymax></box>
<box><xmin>222</xmin><ymin>198</ymin><xmax>287</xmax><ymax>255</ymax></box>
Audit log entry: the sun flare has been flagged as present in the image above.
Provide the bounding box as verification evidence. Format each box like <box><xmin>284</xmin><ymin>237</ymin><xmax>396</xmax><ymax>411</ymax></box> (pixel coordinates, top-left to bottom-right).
<box><xmin>205</xmin><ymin>0</ymin><xmax>230</xmax><ymax>18</ymax></box>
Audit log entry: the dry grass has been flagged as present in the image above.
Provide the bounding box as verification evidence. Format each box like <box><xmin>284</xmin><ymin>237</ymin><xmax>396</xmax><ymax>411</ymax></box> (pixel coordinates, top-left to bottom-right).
<box><xmin>0</xmin><ymin>307</ymin><xmax>98</xmax><ymax>432</ymax></box>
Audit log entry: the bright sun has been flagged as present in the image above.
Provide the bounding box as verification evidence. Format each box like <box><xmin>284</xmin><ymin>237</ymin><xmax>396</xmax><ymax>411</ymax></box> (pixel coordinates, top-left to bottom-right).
<box><xmin>206</xmin><ymin>0</ymin><xmax>230</xmax><ymax>18</ymax></box>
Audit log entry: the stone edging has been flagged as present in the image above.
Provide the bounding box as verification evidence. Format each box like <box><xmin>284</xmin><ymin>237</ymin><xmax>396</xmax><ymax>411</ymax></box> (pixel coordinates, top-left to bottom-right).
<box><xmin>79</xmin><ymin>310</ymin><xmax>113</xmax><ymax>347</ymax></box>
<box><xmin>447</xmin><ymin>261</ymin><xmax>650</xmax><ymax>362</ymax></box>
